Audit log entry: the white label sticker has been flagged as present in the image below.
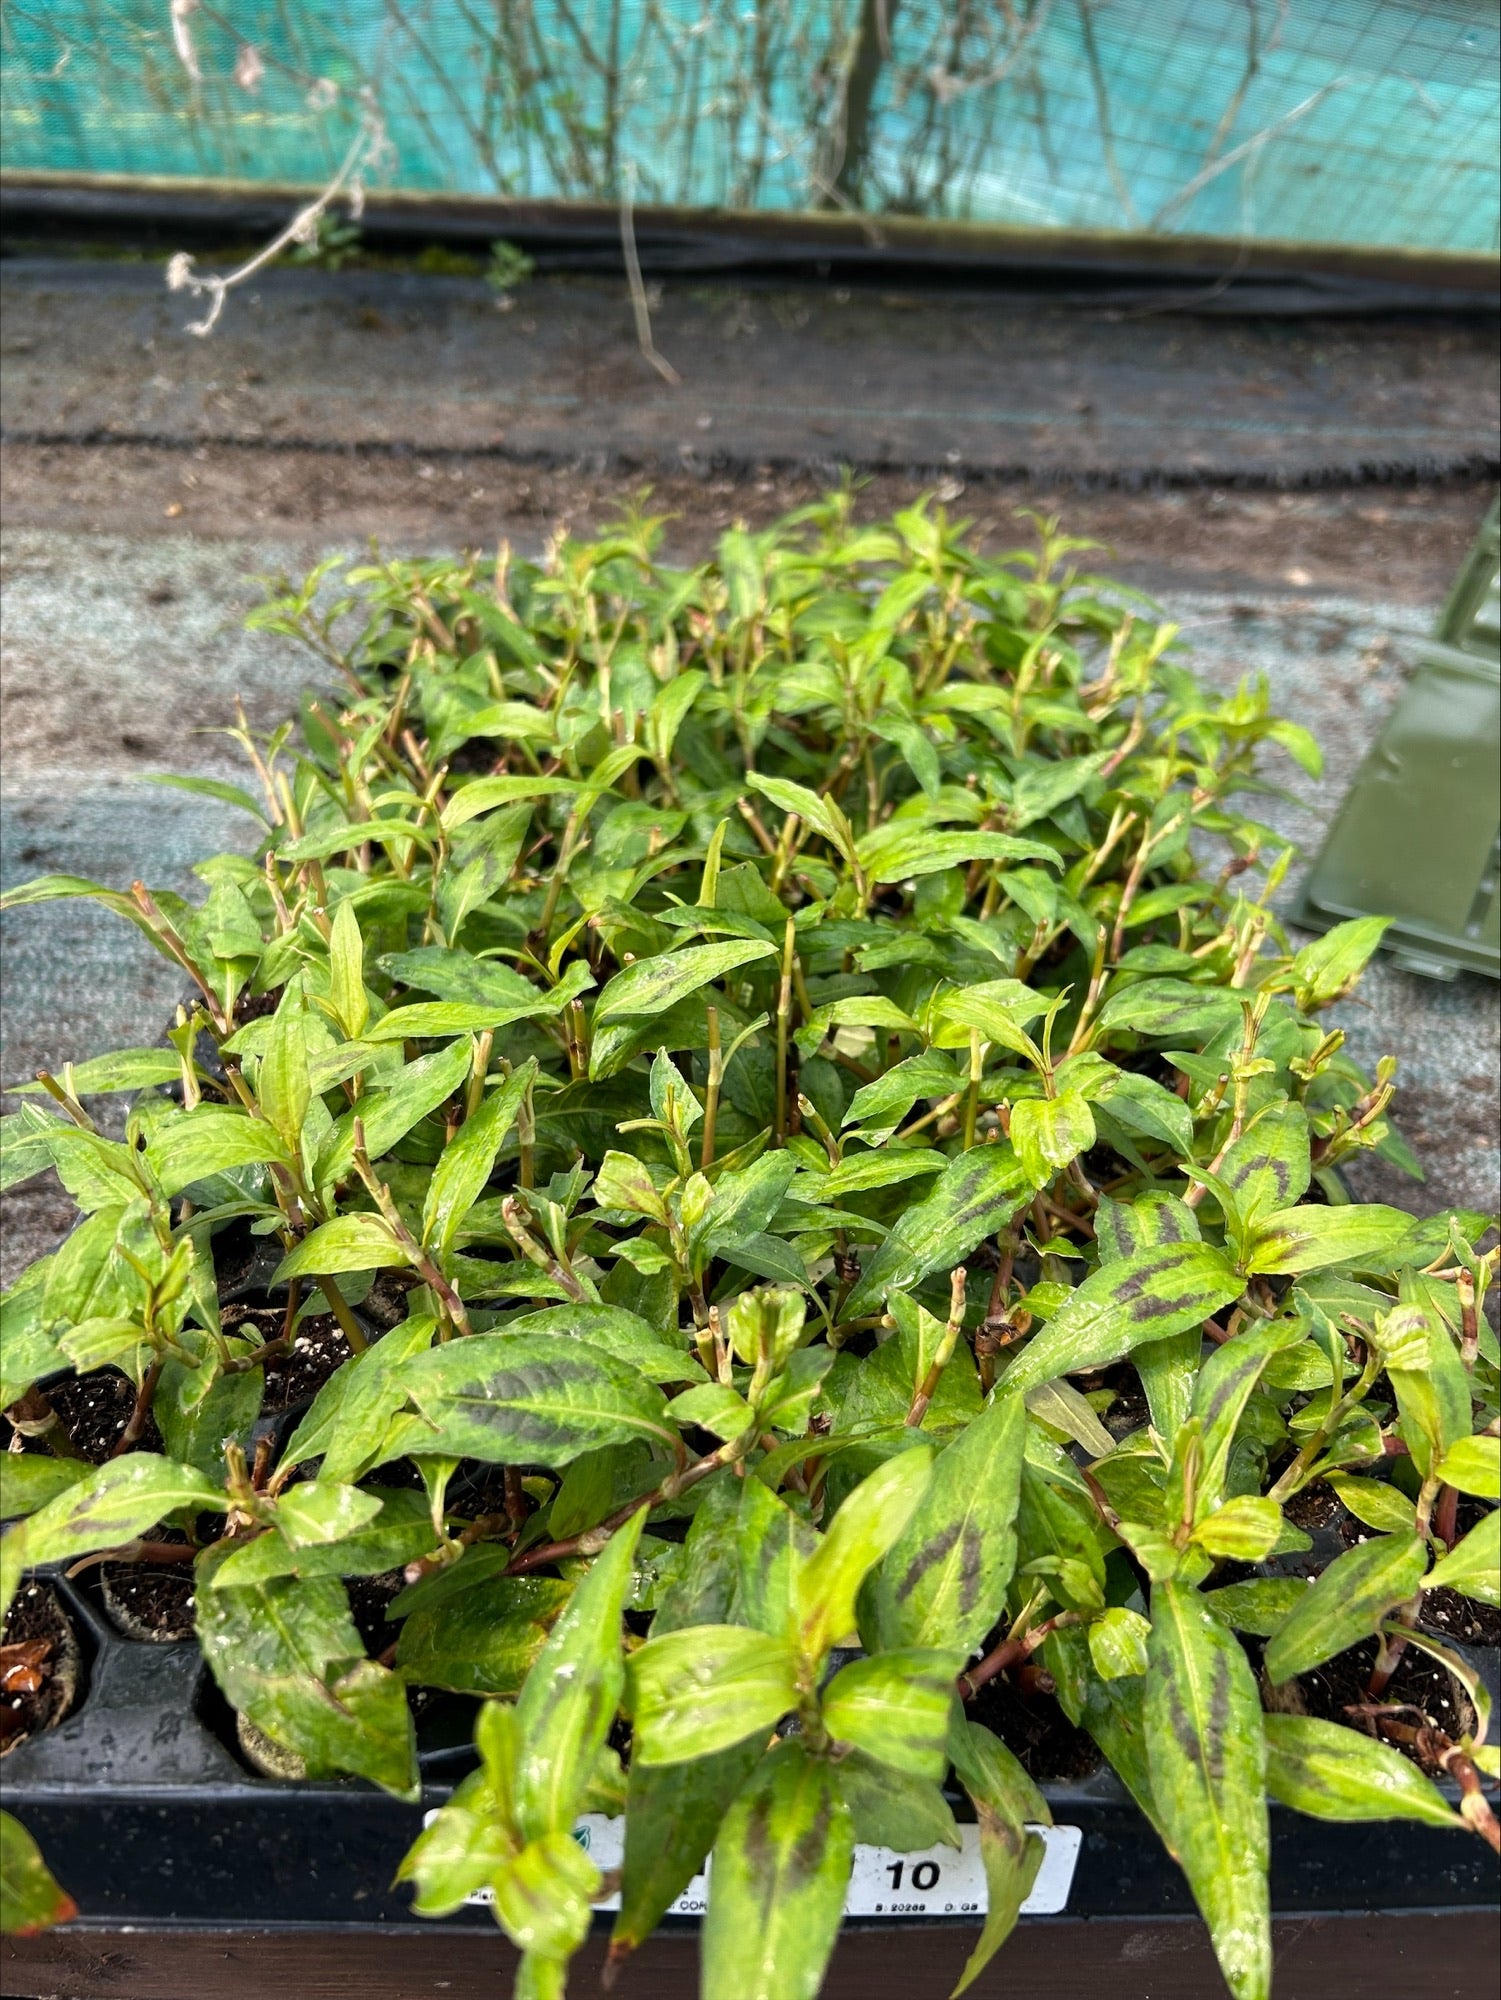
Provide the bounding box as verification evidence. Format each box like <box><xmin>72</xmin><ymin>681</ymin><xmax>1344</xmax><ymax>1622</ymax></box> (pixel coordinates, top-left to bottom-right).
<box><xmin>425</xmin><ymin>1813</ymin><xmax>1082</xmax><ymax>1920</ymax></box>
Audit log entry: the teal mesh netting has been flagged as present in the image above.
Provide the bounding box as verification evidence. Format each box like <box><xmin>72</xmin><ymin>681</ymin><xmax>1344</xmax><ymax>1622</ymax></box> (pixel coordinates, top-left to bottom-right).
<box><xmin>3</xmin><ymin>2</ymin><xmax>1498</xmax><ymax>254</ymax></box>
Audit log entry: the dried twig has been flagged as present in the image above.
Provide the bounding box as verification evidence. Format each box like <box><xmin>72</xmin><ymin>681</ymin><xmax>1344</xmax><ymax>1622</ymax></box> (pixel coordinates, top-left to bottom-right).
<box><xmin>166</xmin><ymin>97</ymin><xmax>387</xmax><ymax>337</ymax></box>
<box><xmin>619</xmin><ymin>170</ymin><xmax>680</xmax><ymax>386</ymax></box>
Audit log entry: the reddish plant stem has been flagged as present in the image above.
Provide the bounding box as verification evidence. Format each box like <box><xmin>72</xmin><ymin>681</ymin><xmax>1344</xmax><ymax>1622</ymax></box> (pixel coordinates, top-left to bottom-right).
<box><xmin>958</xmin><ymin>1612</ymin><xmax>1081</xmax><ymax>1700</ymax></box>
<box><xmin>110</xmin><ymin>1360</ymin><xmax>164</xmax><ymax>1460</ymax></box>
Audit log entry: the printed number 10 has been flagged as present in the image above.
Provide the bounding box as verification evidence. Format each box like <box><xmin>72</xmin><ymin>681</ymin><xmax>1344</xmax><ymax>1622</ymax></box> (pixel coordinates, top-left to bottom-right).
<box><xmin>887</xmin><ymin>1861</ymin><xmax>941</xmax><ymax>1892</ymax></box>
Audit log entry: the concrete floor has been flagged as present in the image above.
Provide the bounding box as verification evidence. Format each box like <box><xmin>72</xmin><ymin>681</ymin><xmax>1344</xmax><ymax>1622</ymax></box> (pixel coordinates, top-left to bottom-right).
<box><xmin>2</xmin><ymin>261</ymin><xmax>1497</xmax><ymax>1284</ymax></box>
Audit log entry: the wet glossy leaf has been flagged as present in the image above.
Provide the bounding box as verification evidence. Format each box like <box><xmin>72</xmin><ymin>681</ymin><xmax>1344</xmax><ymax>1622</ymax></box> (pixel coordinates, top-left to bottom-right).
<box><xmin>0</xmin><ymin>1455</ymin><xmax>225</xmax><ymax>1621</ymax></box>
<box><xmin>195</xmin><ymin>1556</ymin><xmax>418</xmax><ymax>1799</ymax></box>
<box><xmin>513</xmin><ymin>1510</ymin><xmax>646</xmax><ymax>1841</ymax></box>
<box><xmin>1001</xmin><ymin>1242</ymin><xmax>1242</xmax><ymax>1398</ymax></box>
<box><xmin>1263</xmin><ymin>1714</ymin><xmax>1460</xmax><ymax>1829</ymax></box>
<box><xmin>821</xmin><ymin>1648</ymin><xmax>959</xmax><ymax>1778</ymax></box>
<box><xmin>627</xmin><ymin>1623</ymin><xmax>799</xmax><ymax>1765</ymax></box>
<box><xmin>1264</xmin><ymin>1534</ymin><xmax>1429</xmax><ymax>1684</ymax></box>
<box><xmin>1145</xmin><ymin>1581</ymin><xmax>1270</xmax><ymax>2000</ymax></box>
<box><xmin>273</xmin><ymin>1213</ymin><xmax>411</xmax><ymax>1282</ymax></box>
<box><xmin>0</xmin><ymin>1812</ymin><xmax>76</xmax><ymax>1936</ymax></box>
<box><xmin>390</xmin><ymin>1333</ymin><xmax>674</xmax><ymax>1467</ymax></box>
<box><xmin>701</xmin><ymin>1740</ymin><xmax>853</xmax><ymax>2000</ymax></box>
<box><xmin>843</xmin><ymin>1146</ymin><xmax>1033</xmax><ymax>1317</ymax></box>
<box><xmin>862</xmin><ymin>1390</ymin><xmax>1025</xmax><ymax>1656</ymax></box>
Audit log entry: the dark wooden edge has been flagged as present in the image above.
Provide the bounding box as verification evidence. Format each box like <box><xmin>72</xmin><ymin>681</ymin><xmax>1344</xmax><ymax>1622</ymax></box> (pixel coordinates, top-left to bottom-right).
<box><xmin>6</xmin><ymin>1912</ymin><xmax>1500</xmax><ymax>2000</ymax></box>
<box><xmin>3</xmin><ymin>172</ymin><xmax>1498</xmax><ymax>300</ymax></box>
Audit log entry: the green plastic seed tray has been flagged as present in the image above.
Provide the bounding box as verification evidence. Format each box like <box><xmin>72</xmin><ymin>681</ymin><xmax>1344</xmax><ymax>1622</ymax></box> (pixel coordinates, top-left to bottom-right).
<box><xmin>1292</xmin><ymin>501</ymin><xmax>1500</xmax><ymax>981</ymax></box>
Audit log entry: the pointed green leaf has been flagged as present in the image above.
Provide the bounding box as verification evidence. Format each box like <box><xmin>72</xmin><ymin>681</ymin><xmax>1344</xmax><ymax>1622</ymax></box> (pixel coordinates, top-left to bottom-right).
<box><xmin>1244</xmin><ymin>1204</ymin><xmax>1418</xmax><ymax>1277</ymax></box>
<box><xmin>1425</xmin><ymin>1512</ymin><xmax>1499</xmax><ymax>1606</ymax></box>
<box><xmin>862</xmin><ymin>1390</ymin><xmax>1025</xmax><ymax>1655</ymax></box>
<box><xmin>1</xmin><ymin>1455</ymin><xmax>226</xmax><ymax>1622</ymax></box>
<box><xmin>513</xmin><ymin>1509</ymin><xmax>646</xmax><ymax>1841</ymax></box>
<box><xmin>1145</xmin><ymin>1581</ymin><xmax>1270</xmax><ymax>2000</ymax></box>
<box><xmin>701</xmin><ymin>1740</ymin><xmax>853</xmax><ymax>2000</ymax></box>
<box><xmin>0</xmin><ymin>1813</ymin><xmax>76</xmax><ymax>1936</ymax></box>
<box><xmin>627</xmin><ymin>1624</ymin><xmax>799</xmax><ymax>1766</ymax></box>
<box><xmin>947</xmin><ymin>1719</ymin><xmax>1049</xmax><ymax>1998</ymax></box>
<box><xmin>821</xmin><ymin>1648</ymin><xmax>959</xmax><ymax>1779</ymax></box>
<box><xmin>422</xmin><ymin>1061</ymin><xmax>535</xmax><ymax>1256</ymax></box>
<box><xmin>1263</xmin><ymin>1715</ymin><xmax>1461</xmax><ymax>1829</ymax></box>
<box><xmin>612</xmin><ymin>1737</ymin><xmax>767</xmax><ymax>1955</ymax></box>
<box><xmin>272</xmin><ymin>1212</ymin><xmax>411</xmax><ymax>1282</ymax></box>
<box><xmin>390</xmin><ymin>1334</ymin><xmax>674</xmax><ymax>1468</ymax></box>
<box><xmin>843</xmin><ymin>1146</ymin><xmax>1033</xmax><ymax>1317</ymax></box>
<box><xmin>594</xmin><ymin>939</ymin><xmax>777</xmax><ymax>1025</ymax></box>
<box><xmin>1001</xmin><ymin>1242</ymin><xmax>1242</xmax><ymax>1398</ymax></box>
<box><xmin>1264</xmin><ymin>1533</ymin><xmax>1429</xmax><ymax>1684</ymax></box>
<box><xmin>195</xmin><ymin>1556</ymin><xmax>417</xmax><ymax>1799</ymax></box>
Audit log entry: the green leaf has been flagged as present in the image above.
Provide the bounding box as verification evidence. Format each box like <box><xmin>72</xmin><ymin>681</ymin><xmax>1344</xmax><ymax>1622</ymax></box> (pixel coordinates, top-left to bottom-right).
<box><xmin>1433</xmin><ymin>1433</ymin><xmax>1500</xmax><ymax>1500</ymax></box>
<box><xmin>275</xmin><ymin>1480</ymin><xmax>383</xmax><ymax>1548</ymax></box>
<box><xmin>1095</xmin><ymin>979</ymin><xmax>1244</xmax><ymax>1042</ymax></box>
<box><xmin>747</xmin><ymin>772</ymin><xmax>855</xmax><ymax>861</ymax></box>
<box><xmin>797</xmin><ymin>1447</ymin><xmax>933</xmax><ymax>1659</ymax></box>
<box><xmin>1096</xmin><ymin>1071</ymin><xmax>1193</xmax><ymax>1154</ymax></box>
<box><xmin>493</xmin><ymin>1830</ymin><xmax>599</xmax><ymax>1963</ymax></box>
<box><xmin>389</xmin><ymin>1333</ymin><xmax>674</xmax><ymax>1467</ymax></box>
<box><xmin>836</xmin><ymin>1752</ymin><xmax>959</xmax><ymax>1852</ymax></box>
<box><xmin>1244</xmin><ymin>1204</ymin><xmax>1418</xmax><ymax>1277</ymax></box>
<box><xmin>1190</xmin><ymin>1318</ymin><xmax>1302</xmax><ymax>1502</ymax></box>
<box><xmin>1263</xmin><ymin>1714</ymin><xmax>1460</xmax><ymax>1830</ymax></box>
<box><xmin>1425</xmin><ymin>1512</ymin><xmax>1500</xmax><ymax>1606</ymax></box>
<box><xmin>1288</xmin><ymin>918</ymin><xmax>1389</xmax><ymax>1010</ymax></box>
<box><xmin>257</xmin><ymin>1006</ymin><xmax>313</xmax><ymax>1159</ymax></box>
<box><xmin>858</xmin><ymin>826</ymin><xmax>1055</xmax><ymax>884</ymax></box>
<box><xmin>1089</xmin><ymin>1606</ymin><xmax>1152</xmax><ymax>1679</ymax></box>
<box><xmin>1218</xmin><ymin>1105</ymin><xmax>1311</xmax><ymax>1231</ymax></box>
<box><xmin>843</xmin><ymin>1145</ymin><xmax>1033</xmax><ymax>1317</ymax></box>
<box><xmin>701</xmin><ymin>1740</ymin><xmax>853</xmax><ymax>2000</ymax></box>
<box><xmin>366</xmin><ymin>984</ymin><xmax>579</xmax><ymax>1043</ymax></box>
<box><xmin>147</xmin><ymin>1109</ymin><xmax>290</xmax><ymax>1196</ymax></box>
<box><xmin>1324</xmin><ymin>1474</ymin><xmax>1418</xmax><ymax>1536</ymax></box>
<box><xmin>326</xmin><ymin>898</ymin><xmax>370</xmax><ymax>1040</ymax></box>
<box><xmin>1201</xmin><ymin>1578</ymin><xmax>1310</xmax><ymax>1638</ymax></box>
<box><xmin>1000</xmin><ymin>1242</ymin><xmax>1243</xmax><ymax>1398</ymax></box>
<box><xmin>195</xmin><ymin>1555</ymin><xmax>417</xmax><ymax>1799</ymax></box>
<box><xmin>1145</xmin><ymin>1581</ymin><xmax>1270</xmax><ymax>2000</ymax></box>
<box><xmin>947</xmin><ymin>1720</ymin><xmax>1049</xmax><ymax>1999</ymax></box>
<box><xmin>1010</xmin><ymin>1090</ymin><xmax>1096</xmax><ymax>1186</ymax></box>
<box><xmin>0</xmin><ymin>1455</ymin><xmax>91</xmax><ymax>1520</ymax></box>
<box><xmin>9</xmin><ymin>1050</ymin><xmax>183</xmax><ymax>1098</ymax></box>
<box><xmin>821</xmin><ymin>1648</ymin><xmax>959</xmax><ymax>1779</ymax></box>
<box><xmin>145</xmin><ymin>772</ymin><xmax>272</xmax><ymax>824</ymax></box>
<box><xmin>594</xmin><ymin>939</ymin><xmax>776</xmax><ymax>1025</ymax></box>
<box><xmin>281</xmin><ymin>1314</ymin><xmax>437</xmax><ymax>1482</ymax></box>
<box><xmin>612</xmin><ymin>1737</ymin><xmax>767</xmax><ymax>1957</ymax></box>
<box><xmin>627</xmin><ymin>1624</ymin><xmax>799</xmax><ymax>1766</ymax></box>
<box><xmin>422</xmin><ymin>1062</ymin><xmax>535</xmax><ymax>1256</ymax></box>
<box><xmin>0</xmin><ymin>1812</ymin><xmax>76</xmax><ymax>1936</ymax></box>
<box><xmin>1264</xmin><ymin>1534</ymin><xmax>1430</xmax><ymax>1684</ymax></box>
<box><xmin>395</xmin><ymin>1574</ymin><xmax>571</xmax><ymax>1694</ymax></box>
<box><xmin>208</xmin><ymin>1489</ymin><xmax>438</xmax><ymax>1590</ymax></box>
<box><xmin>734</xmin><ymin>1479</ymin><xmax>817</xmax><ymax>1639</ymax></box>
<box><xmin>513</xmin><ymin>1509</ymin><xmax>646</xmax><ymax>1842</ymax></box>
<box><xmin>861</xmin><ymin>1390</ymin><xmax>1025</xmax><ymax>1655</ymax></box>
<box><xmin>1</xmin><ymin>1455</ymin><xmax>226</xmax><ymax>1622</ymax></box>
<box><xmin>273</xmin><ymin>1212</ymin><xmax>411</xmax><ymax>1282</ymax></box>
<box><xmin>440</xmin><ymin>773</ymin><xmax>581</xmax><ymax>831</ymax></box>
<box><xmin>502</xmin><ymin>1306</ymin><xmax>691</xmax><ymax>1386</ymax></box>
<box><xmin>316</xmin><ymin>1035</ymin><xmax>480</xmax><ymax>1184</ymax></box>
<box><xmin>1192</xmin><ymin>1496</ymin><xmax>1283</xmax><ymax>1561</ymax></box>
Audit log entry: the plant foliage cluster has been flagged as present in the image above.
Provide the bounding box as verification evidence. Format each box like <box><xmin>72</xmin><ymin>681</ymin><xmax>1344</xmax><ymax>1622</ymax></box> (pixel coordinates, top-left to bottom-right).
<box><xmin>1</xmin><ymin>496</ymin><xmax>1496</xmax><ymax>1997</ymax></box>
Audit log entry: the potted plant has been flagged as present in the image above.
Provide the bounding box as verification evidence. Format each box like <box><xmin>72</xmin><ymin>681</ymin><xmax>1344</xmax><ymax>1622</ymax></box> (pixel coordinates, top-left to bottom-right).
<box><xmin>1</xmin><ymin>494</ymin><xmax>1496</xmax><ymax>2000</ymax></box>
